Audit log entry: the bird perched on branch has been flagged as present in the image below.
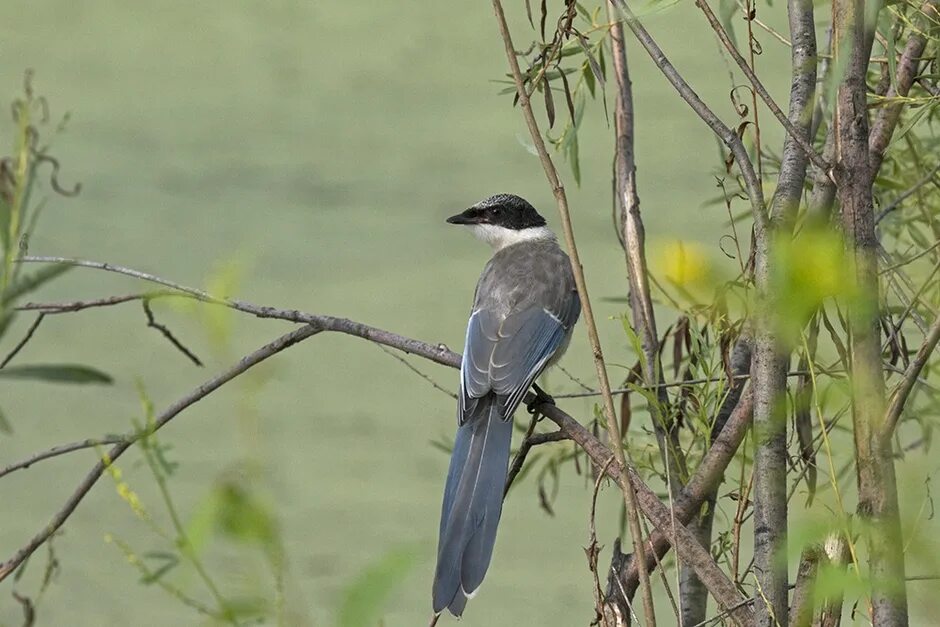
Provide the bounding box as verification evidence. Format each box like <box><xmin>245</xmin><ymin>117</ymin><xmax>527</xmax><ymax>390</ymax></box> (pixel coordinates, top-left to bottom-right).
<box><xmin>431</xmin><ymin>194</ymin><xmax>580</xmax><ymax>618</ymax></box>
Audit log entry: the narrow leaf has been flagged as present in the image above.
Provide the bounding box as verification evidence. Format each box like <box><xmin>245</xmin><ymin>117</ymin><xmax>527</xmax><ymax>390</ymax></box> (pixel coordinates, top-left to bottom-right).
<box><xmin>559</xmin><ymin>68</ymin><xmax>576</xmax><ymax>122</ymax></box>
<box><xmin>540</xmin><ymin>0</ymin><xmax>548</xmax><ymax>41</ymax></box>
<box><xmin>0</xmin><ymin>363</ymin><xmax>113</xmax><ymax>384</ymax></box>
<box><xmin>543</xmin><ymin>78</ymin><xmax>556</xmax><ymax>128</ymax></box>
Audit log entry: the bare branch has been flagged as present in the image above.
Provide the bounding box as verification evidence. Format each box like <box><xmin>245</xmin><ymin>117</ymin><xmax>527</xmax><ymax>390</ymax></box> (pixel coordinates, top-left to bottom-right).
<box><xmin>17</xmin><ymin>292</ymin><xmax>175</xmax><ymax>313</ymax></box>
<box><xmin>769</xmin><ymin>0</ymin><xmax>818</xmax><ymax>228</ymax></box>
<box><xmin>606</xmin><ymin>0</ymin><xmax>687</xmax><ymax>497</ymax></box>
<box><xmin>833</xmin><ymin>0</ymin><xmax>910</xmax><ymax>621</ymax></box>
<box><xmin>0</xmin><ymin>436</ymin><xmax>127</xmax><ymax>479</ymax></box>
<box><xmin>142</xmin><ymin>299</ymin><xmax>203</xmax><ymax>367</ymax></box>
<box><xmin>504</xmin><ymin>418</ymin><xmax>569</xmax><ymax>495</ymax></box>
<box><xmin>1</xmin><ymin>313</ymin><xmax>45</xmax><ymax>368</ymax></box>
<box><xmin>789</xmin><ymin>545</ymin><xmax>821</xmax><ymax>627</ymax></box>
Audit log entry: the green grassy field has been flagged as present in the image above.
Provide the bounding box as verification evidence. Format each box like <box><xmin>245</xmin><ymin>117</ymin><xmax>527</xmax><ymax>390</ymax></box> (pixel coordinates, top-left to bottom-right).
<box><xmin>2</xmin><ymin>2</ymin><xmax>938</xmax><ymax>626</ymax></box>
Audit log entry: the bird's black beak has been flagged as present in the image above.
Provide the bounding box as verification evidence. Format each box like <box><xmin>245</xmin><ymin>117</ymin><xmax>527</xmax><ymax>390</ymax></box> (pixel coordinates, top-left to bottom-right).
<box><xmin>446</xmin><ymin>207</ymin><xmax>481</xmax><ymax>225</ymax></box>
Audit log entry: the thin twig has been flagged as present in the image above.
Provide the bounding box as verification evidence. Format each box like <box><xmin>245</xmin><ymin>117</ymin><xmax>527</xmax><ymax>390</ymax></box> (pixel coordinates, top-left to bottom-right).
<box><xmin>377</xmin><ymin>345</ymin><xmax>456</xmax><ymax>399</ymax></box>
<box><xmin>17</xmin><ymin>292</ymin><xmax>177</xmax><ymax>313</ymax></box>
<box><xmin>0</xmin><ymin>313</ymin><xmax>45</xmax><ymax>368</ymax></box>
<box><xmin>504</xmin><ymin>424</ymin><xmax>569</xmax><ymax>494</ymax></box>
<box><xmin>142</xmin><ymin>300</ymin><xmax>202</xmax><ymax>366</ymax></box>
<box><xmin>875</xmin><ymin>159</ymin><xmax>940</xmax><ymax>224</ymax></box>
<box><xmin>0</xmin><ymin>436</ymin><xmax>127</xmax><ymax>479</ymax></box>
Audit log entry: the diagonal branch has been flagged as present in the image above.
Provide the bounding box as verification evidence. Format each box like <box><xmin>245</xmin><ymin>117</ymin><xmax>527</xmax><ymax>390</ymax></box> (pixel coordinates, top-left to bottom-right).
<box><xmin>0</xmin><ymin>324</ymin><xmax>323</xmax><ymax>582</ymax></box>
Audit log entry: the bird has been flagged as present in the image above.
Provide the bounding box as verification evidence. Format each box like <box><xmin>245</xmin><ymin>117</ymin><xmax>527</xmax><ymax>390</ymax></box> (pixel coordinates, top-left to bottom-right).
<box><xmin>431</xmin><ymin>193</ymin><xmax>581</xmax><ymax>618</ymax></box>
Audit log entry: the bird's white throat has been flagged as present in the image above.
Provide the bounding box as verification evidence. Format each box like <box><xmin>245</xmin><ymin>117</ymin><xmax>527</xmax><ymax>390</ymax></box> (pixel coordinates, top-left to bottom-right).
<box><xmin>467</xmin><ymin>224</ymin><xmax>555</xmax><ymax>251</ymax></box>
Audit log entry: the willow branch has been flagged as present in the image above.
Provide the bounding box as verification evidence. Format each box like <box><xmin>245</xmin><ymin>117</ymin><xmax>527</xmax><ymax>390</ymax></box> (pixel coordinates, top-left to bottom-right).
<box><xmin>0</xmin><ymin>436</ymin><xmax>127</xmax><ymax>479</ymax></box>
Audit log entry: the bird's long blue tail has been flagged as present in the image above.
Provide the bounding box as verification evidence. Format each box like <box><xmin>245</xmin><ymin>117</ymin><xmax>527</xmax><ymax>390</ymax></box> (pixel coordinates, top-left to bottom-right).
<box><xmin>432</xmin><ymin>397</ymin><xmax>513</xmax><ymax>616</ymax></box>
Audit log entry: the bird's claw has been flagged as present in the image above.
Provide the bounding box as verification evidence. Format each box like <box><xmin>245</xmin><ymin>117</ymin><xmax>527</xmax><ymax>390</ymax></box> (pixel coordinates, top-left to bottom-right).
<box><xmin>526</xmin><ymin>383</ymin><xmax>555</xmax><ymax>416</ymax></box>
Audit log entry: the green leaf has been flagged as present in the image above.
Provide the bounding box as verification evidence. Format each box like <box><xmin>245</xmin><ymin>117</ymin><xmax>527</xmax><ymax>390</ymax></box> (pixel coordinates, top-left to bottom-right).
<box><xmin>337</xmin><ymin>545</ymin><xmax>421</xmax><ymax>627</ymax></box>
<box><xmin>1</xmin><ymin>264</ymin><xmax>72</xmax><ymax>305</ymax></box>
<box><xmin>0</xmin><ymin>363</ymin><xmax>113</xmax><ymax>384</ymax></box>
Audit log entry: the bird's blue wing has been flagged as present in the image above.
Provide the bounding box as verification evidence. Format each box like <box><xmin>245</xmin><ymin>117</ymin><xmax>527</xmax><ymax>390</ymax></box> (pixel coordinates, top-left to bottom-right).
<box><xmin>458</xmin><ymin>293</ymin><xmax>580</xmax><ymax>425</ymax></box>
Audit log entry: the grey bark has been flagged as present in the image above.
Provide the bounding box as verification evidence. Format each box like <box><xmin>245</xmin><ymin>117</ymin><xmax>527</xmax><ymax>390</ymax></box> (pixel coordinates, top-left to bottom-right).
<box><xmin>833</xmin><ymin>0</ymin><xmax>909</xmax><ymax>624</ymax></box>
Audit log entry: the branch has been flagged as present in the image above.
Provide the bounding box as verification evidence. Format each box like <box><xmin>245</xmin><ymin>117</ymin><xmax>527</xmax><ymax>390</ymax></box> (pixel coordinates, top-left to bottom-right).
<box><xmin>0</xmin><ymin>313</ymin><xmax>45</xmax><ymax>368</ymax></box>
<box><xmin>16</xmin><ymin>256</ymin><xmax>459</xmax><ymax>368</ymax></box>
<box><xmin>489</xmin><ymin>1</ymin><xmax>657</xmax><ymax>622</ymax></box>
<box><xmin>834</xmin><ymin>0</ymin><xmax>909</xmax><ymax>622</ymax></box>
<box><xmin>769</xmin><ymin>0</ymin><xmax>817</xmax><ymax>228</ymax></box>
<box><xmin>0</xmin><ymin>436</ymin><xmax>127</xmax><ymax>479</ymax></box>
<box><xmin>606</xmin><ymin>0</ymin><xmax>687</xmax><ymax>495</ymax></box>
<box><xmin>142</xmin><ymin>299</ymin><xmax>203</xmax><ymax>366</ymax></box>
<box><xmin>0</xmin><ymin>324</ymin><xmax>323</xmax><ymax>582</ymax></box>
<box><xmin>789</xmin><ymin>545</ymin><xmax>821</xmax><ymax>627</ymax></box>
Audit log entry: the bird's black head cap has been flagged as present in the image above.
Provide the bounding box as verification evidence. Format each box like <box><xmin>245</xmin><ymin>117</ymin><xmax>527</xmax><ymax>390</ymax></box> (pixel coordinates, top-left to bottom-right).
<box><xmin>446</xmin><ymin>193</ymin><xmax>547</xmax><ymax>230</ymax></box>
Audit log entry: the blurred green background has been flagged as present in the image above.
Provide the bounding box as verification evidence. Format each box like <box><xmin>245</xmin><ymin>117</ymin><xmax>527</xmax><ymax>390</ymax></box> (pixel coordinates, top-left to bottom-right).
<box><xmin>1</xmin><ymin>1</ymin><xmax>937</xmax><ymax>625</ymax></box>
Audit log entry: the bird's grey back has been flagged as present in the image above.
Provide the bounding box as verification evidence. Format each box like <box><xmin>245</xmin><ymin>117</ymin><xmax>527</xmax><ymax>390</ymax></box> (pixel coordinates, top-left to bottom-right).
<box><xmin>473</xmin><ymin>239</ymin><xmax>576</xmax><ymax>316</ymax></box>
